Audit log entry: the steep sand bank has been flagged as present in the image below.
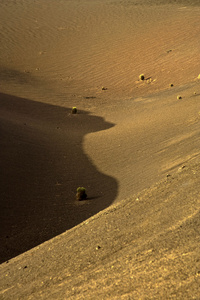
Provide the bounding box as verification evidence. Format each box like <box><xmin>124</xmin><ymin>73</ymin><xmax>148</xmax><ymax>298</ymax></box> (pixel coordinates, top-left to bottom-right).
<box><xmin>1</xmin><ymin>157</ymin><xmax>200</xmax><ymax>299</ymax></box>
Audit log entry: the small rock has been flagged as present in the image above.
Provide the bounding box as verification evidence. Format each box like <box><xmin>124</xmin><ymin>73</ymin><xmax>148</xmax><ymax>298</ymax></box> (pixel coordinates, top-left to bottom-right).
<box><xmin>72</xmin><ymin>107</ymin><xmax>77</xmax><ymax>114</ymax></box>
<box><xmin>178</xmin><ymin>165</ymin><xmax>185</xmax><ymax>171</ymax></box>
<box><xmin>76</xmin><ymin>187</ymin><xmax>87</xmax><ymax>201</ymax></box>
<box><xmin>102</xmin><ymin>87</ymin><xmax>107</xmax><ymax>90</ymax></box>
<box><xmin>139</xmin><ymin>74</ymin><xmax>145</xmax><ymax>81</ymax></box>
<box><xmin>177</xmin><ymin>95</ymin><xmax>182</xmax><ymax>100</ymax></box>
<box><xmin>96</xmin><ymin>245</ymin><xmax>101</xmax><ymax>250</ymax></box>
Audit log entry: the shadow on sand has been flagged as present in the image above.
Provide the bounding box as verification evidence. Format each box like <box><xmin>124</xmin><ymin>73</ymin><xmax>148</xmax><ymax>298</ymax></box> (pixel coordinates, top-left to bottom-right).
<box><xmin>0</xmin><ymin>93</ymin><xmax>118</xmax><ymax>263</ymax></box>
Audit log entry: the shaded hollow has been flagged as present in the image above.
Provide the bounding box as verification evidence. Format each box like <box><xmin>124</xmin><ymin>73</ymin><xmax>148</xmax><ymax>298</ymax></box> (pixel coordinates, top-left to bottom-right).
<box><xmin>0</xmin><ymin>93</ymin><xmax>118</xmax><ymax>263</ymax></box>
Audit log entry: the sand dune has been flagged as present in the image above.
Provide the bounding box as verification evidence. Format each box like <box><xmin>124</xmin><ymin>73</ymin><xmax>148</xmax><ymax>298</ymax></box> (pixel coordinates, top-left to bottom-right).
<box><xmin>1</xmin><ymin>0</ymin><xmax>200</xmax><ymax>101</ymax></box>
<box><xmin>0</xmin><ymin>0</ymin><xmax>200</xmax><ymax>298</ymax></box>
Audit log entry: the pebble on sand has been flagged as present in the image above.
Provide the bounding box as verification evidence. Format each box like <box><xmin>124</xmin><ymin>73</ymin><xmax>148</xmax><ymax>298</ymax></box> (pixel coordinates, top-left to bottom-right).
<box><xmin>76</xmin><ymin>187</ymin><xmax>87</xmax><ymax>201</ymax></box>
<box><xmin>72</xmin><ymin>107</ymin><xmax>77</xmax><ymax>114</ymax></box>
<box><xmin>96</xmin><ymin>245</ymin><xmax>101</xmax><ymax>250</ymax></box>
<box><xmin>139</xmin><ymin>74</ymin><xmax>145</xmax><ymax>81</ymax></box>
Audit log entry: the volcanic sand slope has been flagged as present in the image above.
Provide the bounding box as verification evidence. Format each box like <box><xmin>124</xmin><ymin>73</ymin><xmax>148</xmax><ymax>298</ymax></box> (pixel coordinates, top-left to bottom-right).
<box><xmin>0</xmin><ymin>159</ymin><xmax>200</xmax><ymax>299</ymax></box>
<box><xmin>0</xmin><ymin>0</ymin><xmax>200</xmax><ymax>298</ymax></box>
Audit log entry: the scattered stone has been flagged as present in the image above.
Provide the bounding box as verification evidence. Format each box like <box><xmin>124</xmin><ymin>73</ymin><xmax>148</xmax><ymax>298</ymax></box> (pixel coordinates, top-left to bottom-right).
<box><xmin>170</xmin><ymin>83</ymin><xmax>174</xmax><ymax>87</ymax></box>
<box><xmin>178</xmin><ymin>165</ymin><xmax>186</xmax><ymax>172</ymax></box>
<box><xmin>76</xmin><ymin>187</ymin><xmax>87</xmax><ymax>201</ymax></box>
<box><xmin>102</xmin><ymin>87</ymin><xmax>107</xmax><ymax>90</ymax></box>
<box><xmin>166</xmin><ymin>174</ymin><xmax>171</xmax><ymax>177</ymax></box>
<box><xmin>85</xmin><ymin>96</ymin><xmax>96</xmax><ymax>99</ymax></box>
<box><xmin>96</xmin><ymin>245</ymin><xmax>101</xmax><ymax>250</ymax></box>
<box><xmin>177</xmin><ymin>95</ymin><xmax>182</xmax><ymax>100</ymax></box>
<box><xmin>167</xmin><ymin>49</ymin><xmax>172</xmax><ymax>53</ymax></box>
<box><xmin>72</xmin><ymin>107</ymin><xmax>77</xmax><ymax>114</ymax></box>
<box><xmin>139</xmin><ymin>74</ymin><xmax>145</xmax><ymax>81</ymax></box>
